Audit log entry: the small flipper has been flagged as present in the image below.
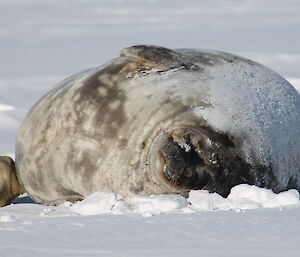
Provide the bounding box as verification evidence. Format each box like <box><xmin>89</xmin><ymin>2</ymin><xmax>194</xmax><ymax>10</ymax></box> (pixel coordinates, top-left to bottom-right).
<box><xmin>0</xmin><ymin>156</ymin><xmax>25</xmax><ymax>207</ymax></box>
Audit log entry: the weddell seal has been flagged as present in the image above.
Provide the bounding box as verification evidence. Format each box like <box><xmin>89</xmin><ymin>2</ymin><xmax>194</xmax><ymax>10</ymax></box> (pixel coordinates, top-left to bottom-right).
<box><xmin>3</xmin><ymin>45</ymin><xmax>299</xmax><ymax>206</ymax></box>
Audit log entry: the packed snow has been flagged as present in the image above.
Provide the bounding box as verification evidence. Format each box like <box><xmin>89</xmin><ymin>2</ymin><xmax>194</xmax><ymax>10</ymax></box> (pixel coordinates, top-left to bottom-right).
<box><xmin>0</xmin><ymin>0</ymin><xmax>300</xmax><ymax>256</ymax></box>
<box><xmin>0</xmin><ymin>185</ymin><xmax>299</xmax><ymax>257</ymax></box>
<box><xmin>0</xmin><ymin>185</ymin><xmax>299</xmax><ymax>219</ymax></box>
<box><xmin>70</xmin><ymin>184</ymin><xmax>300</xmax><ymax>217</ymax></box>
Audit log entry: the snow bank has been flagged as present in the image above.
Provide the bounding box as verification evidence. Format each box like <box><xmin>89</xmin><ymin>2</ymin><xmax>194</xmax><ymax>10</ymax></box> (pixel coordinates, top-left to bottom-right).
<box><xmin>71</xmin><ymin>184</ymin><xmax>300</xmax><ymax>216</ymax></box>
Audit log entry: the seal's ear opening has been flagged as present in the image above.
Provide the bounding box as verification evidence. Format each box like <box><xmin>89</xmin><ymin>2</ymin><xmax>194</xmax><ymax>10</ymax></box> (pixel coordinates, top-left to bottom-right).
<box><xmin>0</xmin><ymin>156</ymin><xmax>25</xmax><ymax>207</ymax></box>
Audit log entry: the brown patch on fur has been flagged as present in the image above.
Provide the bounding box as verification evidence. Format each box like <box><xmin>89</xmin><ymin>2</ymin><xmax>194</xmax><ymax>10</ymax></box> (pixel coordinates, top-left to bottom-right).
<box><xmin>72</xmin><ymin>61</ymin><xmax>141</xmax><ymax>138</ymax></box>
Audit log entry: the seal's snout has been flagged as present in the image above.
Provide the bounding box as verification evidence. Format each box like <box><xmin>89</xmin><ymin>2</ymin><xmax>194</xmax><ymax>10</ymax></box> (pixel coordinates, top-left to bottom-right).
<box><xmin>160</xmin><ymin>141</ymin><xmax>186</xmax><ymax>180</ymax></box>
<box><xmin>158</xmin><ymin>131</ymin><xmax>212</xmax><ymax>190</ymax></box>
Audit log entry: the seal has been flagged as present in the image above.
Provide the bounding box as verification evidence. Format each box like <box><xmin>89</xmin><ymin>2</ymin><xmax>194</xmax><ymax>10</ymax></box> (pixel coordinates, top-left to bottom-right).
<box><xmin>0</xmin><ymin>156</ymin><xmax>25</xmax><ymax>207</ymax></box>
<box><xmin>12</xmin><ymin>45</ymin><xmax>300</xmax><ymax>205</ymax></box>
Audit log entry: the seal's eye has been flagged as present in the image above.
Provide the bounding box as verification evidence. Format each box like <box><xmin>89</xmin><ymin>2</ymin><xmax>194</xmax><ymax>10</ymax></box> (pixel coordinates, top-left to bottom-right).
<box><xmin>173</xmin><ymin>154</ymin><xmax>182</xmax><ymax>160</ymax></box>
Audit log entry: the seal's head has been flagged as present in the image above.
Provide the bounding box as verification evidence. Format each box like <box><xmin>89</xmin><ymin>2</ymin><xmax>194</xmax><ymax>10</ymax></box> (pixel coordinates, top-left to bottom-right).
<box><xmin>150</xmin><ymin>124</ymin><xmax>255</xmax><ymax>197</ymax></box>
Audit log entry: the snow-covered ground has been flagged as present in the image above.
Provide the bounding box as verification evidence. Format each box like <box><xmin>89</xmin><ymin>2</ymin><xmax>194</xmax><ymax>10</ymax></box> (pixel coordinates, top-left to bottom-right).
<box><xmin>0</xmin><ymin>0</ymin><xmax>299</xmax><ymax>256</ymax></box>
<box><xmin>1</xmin><ymin>185</ymin><xmax>300</xmax><ymax>257</ymax></box>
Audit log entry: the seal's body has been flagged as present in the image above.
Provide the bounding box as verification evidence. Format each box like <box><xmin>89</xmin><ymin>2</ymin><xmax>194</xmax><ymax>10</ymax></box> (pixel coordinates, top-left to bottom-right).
<box><xmin>15</xmin><ymin>46</ymin><xmax>300</xmax><ymax>205</ymax></box>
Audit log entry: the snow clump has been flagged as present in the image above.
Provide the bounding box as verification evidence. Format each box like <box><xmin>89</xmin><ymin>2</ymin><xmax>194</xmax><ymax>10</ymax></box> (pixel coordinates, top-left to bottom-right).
<box><xmin>189</xmin><ymin>184</ymin><xmax>300</xmax><ymax>211</ymax></box>
<box><xmin>71</xmin><ymin>192</ymin><xmax>188</xmax><ymax>216</ymax></box>
<box><xmin>0</xmin><ymin>214</ymin><xmax>16</xmax><ymax>222</ymax></box>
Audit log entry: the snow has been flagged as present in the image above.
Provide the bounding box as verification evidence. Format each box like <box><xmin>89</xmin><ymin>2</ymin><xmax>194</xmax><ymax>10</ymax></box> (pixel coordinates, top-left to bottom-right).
<box><xmin>178</xmin><ymin>142</ymin><xmax>192</xmax><ymax>152</ymax></box>
<box><xmin>0</xmin><ymin>0</ymin><xmax>300</xmax><ymax>256</ymax></box>
<box><xmin>0</xmin><ymin>214</ymin><xmax>16</xmax><ymax>222</ymax></box>
<box><xmin>71</xmin><ymin>192</ymin><xmax>189</xmax><ymax>216</ymax></box>
<box><xmin>71</xmin><ymin>185</ymin><xmax>300</xmax><ymax>216</ymax></box>
<box><xmin>0</xmin><ymin>186</ymin><xmax>300</xmax><ymax>256</ymax></box>
<box><xmin>189</xmin><ymin>185</ymin><xmax>300</xmax><ymax>211</ymax></box>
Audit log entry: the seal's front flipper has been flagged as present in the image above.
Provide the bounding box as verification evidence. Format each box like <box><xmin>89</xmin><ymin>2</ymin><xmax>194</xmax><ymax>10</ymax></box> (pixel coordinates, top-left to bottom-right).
<box><xmin>0</xmin><ymin>156</ymin><xmax>25</xmax><ymax>207</ymax></box>
<box><xmin>120</xmin><ymin>45</ymin><xmax>195</xmax><ymax>70</ymax></box>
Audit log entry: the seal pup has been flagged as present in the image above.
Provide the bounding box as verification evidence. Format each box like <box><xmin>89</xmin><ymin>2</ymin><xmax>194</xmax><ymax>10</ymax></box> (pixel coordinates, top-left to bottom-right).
<box><xmin>11</xmin><ymin>45</ymin><xmax>300</xmax><ymax>205</ymax></box>
<box><xmin>0</xmin><ymin>156</ymin><xmax>25</xmax><ymax>207</ymax></box>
